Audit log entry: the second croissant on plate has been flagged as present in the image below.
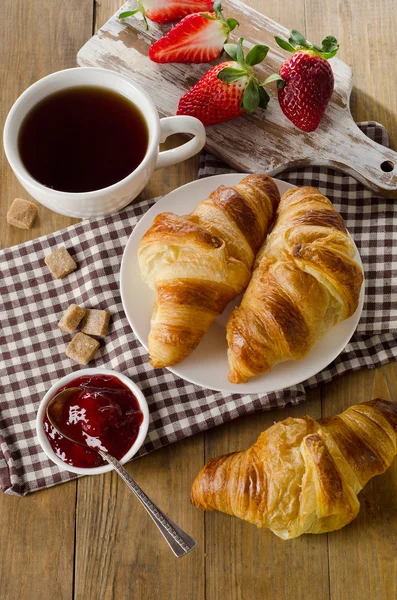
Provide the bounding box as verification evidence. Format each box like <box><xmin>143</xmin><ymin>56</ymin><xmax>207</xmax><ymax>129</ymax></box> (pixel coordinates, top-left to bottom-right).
<box><xmin>138</xmin><ymin>174</ymin><xmax>280</xmax><ymax>368</ymax></box>
<box><xmin>227</xmin><ymin>186</ymin><xmax>364</xmax><ymax>383</ymax></box>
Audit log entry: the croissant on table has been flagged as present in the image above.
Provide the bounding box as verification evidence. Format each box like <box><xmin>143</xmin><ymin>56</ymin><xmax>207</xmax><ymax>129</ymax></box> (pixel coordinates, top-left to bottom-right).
<box><xmin>138</xmin><ymin>174</ymin><xmax>280</xmax><ymax>368</ymax></box>
<box><xmin>227</xmin><ymin>186</ymin><xmax>364</xmax><ymax>383</ymax></box>
<box><xmin>191</xmin><ymin>398</ymin><xmax>397</xmax><ymax>539</ymax></box>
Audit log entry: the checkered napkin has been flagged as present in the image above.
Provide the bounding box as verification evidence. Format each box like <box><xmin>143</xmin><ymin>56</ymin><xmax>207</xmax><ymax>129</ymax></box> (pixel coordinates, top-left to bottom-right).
<box><xmin>1</xmin><ymin>122</ymin><xmax>396</xmax><ymax>496</ymax></box>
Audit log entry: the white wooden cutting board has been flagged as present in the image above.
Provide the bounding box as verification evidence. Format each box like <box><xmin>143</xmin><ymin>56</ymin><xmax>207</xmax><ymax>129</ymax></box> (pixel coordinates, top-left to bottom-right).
<box><xmin>77</xmin><ymin>0</ymin><xmax>397</xmax><ymax>197</ymax></box>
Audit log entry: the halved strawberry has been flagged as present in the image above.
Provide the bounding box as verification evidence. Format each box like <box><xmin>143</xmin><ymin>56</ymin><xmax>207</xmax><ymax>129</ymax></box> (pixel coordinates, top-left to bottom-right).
<box><xmin>177</xmin><ymin>38</ymin><xmax>270</xmax><ymax>126</ymax></box>
<box><xmin>119</xmin><ymin>0</ymin><xmax>214</xmax><ymax>28</ymax></box>
<box><xmin>149</xmin><ymin>1</ymin><xmax>238</xmax><ymax>64</ymax></box>
<box><xmin>265</xmin><ymin>30</ymin><xmax>339</xmax><ymax>132</ymax></box>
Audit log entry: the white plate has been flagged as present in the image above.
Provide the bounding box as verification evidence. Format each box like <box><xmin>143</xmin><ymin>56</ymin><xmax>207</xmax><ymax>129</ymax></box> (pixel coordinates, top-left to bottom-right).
<box><xmin>120</xmin><ymin>174</ymin><xmax>364</xmax><ymax>394</ymax></box>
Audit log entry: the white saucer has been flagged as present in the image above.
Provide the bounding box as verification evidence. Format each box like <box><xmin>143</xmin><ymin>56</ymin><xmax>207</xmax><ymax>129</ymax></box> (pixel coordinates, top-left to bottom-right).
<box><xmin>120</xmin><ymin>174</ymin><xmax>364</xmax><ymax>394</ymax></box>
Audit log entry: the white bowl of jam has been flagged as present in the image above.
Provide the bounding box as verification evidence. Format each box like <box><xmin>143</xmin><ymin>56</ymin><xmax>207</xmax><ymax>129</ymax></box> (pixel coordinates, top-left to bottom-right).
<box><xmin>36</xmin><ymin>368</ymin><xmax>149</xmax><ymax>475</ymax></box>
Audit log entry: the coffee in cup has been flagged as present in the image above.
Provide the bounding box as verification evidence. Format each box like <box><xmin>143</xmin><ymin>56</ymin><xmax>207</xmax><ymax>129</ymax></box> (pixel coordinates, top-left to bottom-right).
<box><xmin>18</xmin><ymin>86</ymin><xmax>149</xmax><ymax>193</ymax></box>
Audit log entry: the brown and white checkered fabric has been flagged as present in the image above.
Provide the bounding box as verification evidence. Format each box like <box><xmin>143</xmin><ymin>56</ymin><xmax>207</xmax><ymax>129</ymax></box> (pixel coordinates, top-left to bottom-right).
<box><xmin>1</xmin><ymin>122</ymin><xmax>396</xmax><ymax>496</ymax></box>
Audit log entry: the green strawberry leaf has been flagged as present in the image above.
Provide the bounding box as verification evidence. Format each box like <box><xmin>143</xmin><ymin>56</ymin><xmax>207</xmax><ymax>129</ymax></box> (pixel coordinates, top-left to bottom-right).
<box><xmin>310</xmin><ymin>36</ymin><xmax>339</xmax><ymax>58</ymax></box>
<box><xmin>227</xmin><ymin>17</ymin><xmax>239</xmax><ymax>32</ymax></box>
<box><xmin>322</xmin><ymin>35</ymin><xmax>338</xmax><ymax>51</ymax></box>
<box><xmin>119</xmin><ymin>10</ymin><xmax>139</xmax><ymax>18</ymax></box>
<box><xmin>242</xmin><ymin>80</ymin><xmax>260</xmax><ymax>113</ymax></box>
<box><xmin>245</xmin><ymin>44</ymin><xmax>269</xmax><ymax>66</ymax></box>
<box><xmin>258</xmin><ymin>86</ymin><xmax>270</xmax><ymax>109</ymax></box>
<box><xmin>224</xmin><ymin>43</ymin><xmax>238</xmax><ymax>60</ymax></box>
<box><xmin>119</xmin><ymin>5</ymin><xmax>148</xmax><ymax>29</ymax></box>
<box><xmin>263</xmin><ymin>73</ymin><xmax>284</xmax><ymax>85</ymax></box>
<box><xmin>288</xmin><ymin>30</ymin><xmax>310</xmax><ymax>49</ymax></box>
<box><xmin>217</xmin><ymin>67</ymin><xmax>247</xmax><ymax>83</ymax></box>
<box><xmin>320</xmin><ymin>35</ymin><xmax>339</xmax><ymax>58</ymax></box>
<box><xmin>201</xmin><ymin>13</ymin><xmax>217</xmax><ymax>20</ymax></box>
<box><xmin>274</xmin><ymin>36</ymin><xmax>295</xmax><ymax>53</ymax></box>
<box><xmin>236</xmin><ymin>38</ymin><xmax>245</xmax><ymax>64</ymax></box>
<box><xmin>213</xmin><ymin>0</ymin><xmax>239</xmax><ymax>35</ymax></box>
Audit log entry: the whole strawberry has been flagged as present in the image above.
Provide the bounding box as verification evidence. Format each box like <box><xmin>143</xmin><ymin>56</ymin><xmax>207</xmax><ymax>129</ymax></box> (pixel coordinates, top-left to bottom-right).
<box><xmin>265</xmin><ymin>30</ymin><xmax>339</xmax><ymax>132</ymax></box>
<box><xmin>177</xmin><ymin>38</ymin><xmax>270</xmax><ymax>126</ymax></box>
<box><xmin>149</xmin><ymin>1</ymin><xmax>239</xmax><ymax>64</ymax></box>
<box><xmin>119</xmin><ymin>0</ymin><xmax>214</xmax><ymax>28</ymax></box>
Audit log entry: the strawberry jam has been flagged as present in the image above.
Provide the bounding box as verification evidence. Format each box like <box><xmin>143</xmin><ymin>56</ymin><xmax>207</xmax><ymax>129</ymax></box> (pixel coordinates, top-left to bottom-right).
<box><xmin>43</xmin><ymin>374</ymin><xmax>144</xmax><ymax>468</ymax></box>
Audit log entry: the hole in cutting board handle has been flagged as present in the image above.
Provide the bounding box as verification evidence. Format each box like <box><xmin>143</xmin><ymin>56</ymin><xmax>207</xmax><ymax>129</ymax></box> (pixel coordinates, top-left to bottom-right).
<box><xmin>380</xmin><ymin>160</ymin><xmax>395</xmax><ymax>172</ymax></box>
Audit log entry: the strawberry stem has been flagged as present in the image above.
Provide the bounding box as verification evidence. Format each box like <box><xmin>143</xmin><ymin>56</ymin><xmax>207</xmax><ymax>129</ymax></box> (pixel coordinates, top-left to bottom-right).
<box><xmin>202</xmin><ymin>1</ymin><xmax>239</xmax><ymax>47</ymax></box>
<box><xmin>236</xmin><ymin>38</ymin><xmax>244</xmax><ymax>63</ymax></box>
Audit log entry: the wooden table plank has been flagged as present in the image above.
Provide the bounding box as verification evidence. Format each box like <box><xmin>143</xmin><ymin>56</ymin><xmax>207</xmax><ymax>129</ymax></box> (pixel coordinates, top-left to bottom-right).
<box><xmin>204</xmin><ymin>391</ymin><xmax>330</xmax><ymax>600</ymax></box>
<box><xmin>74</xmin><ymin>438</ymin><xmax>205</xmax><ymax>600</ymax></box>
<box><xmin>0</xmin><ymin>0</ymin><xmax>93</xmax><ymax>250</ymax></box>
<box><xmin>305</xmin><ymin>0</ymin><xmax>397</xmax><ymax>148</ymax></box>
<box><xmin>328</xmin><ymin>367</ymin><xmax>397</xmax><ymax>600</ymax></box>
<box><xmin>201</xmin><ymin>3</ymin><xmax>328</xmax><ymax>600</ymax></box>
<box><xmin>321</xmin><ymin>367</ymin><xmax>397</xmax><ymax>600</ymax></box>
<box><xmin>0</xmin><ymin>485</ymin><xmax>76</xmax><ymax>600</ymax></box>
<box><xmin>305</xmin><ymin>2</ymin><xmax>397</xmax><ymax>598</ymax></box>
<box><xmin>71</xmin><ymin>4</ymin><xmax>205</xmax><ymax>600</ymax></box>
<box><xmin>0</xmin><ymin>1</ymin><xmax>92</xmax><ymax>599</ymax></box>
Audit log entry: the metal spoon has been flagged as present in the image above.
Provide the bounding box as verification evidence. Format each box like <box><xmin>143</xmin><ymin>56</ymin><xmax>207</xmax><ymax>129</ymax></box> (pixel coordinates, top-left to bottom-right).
<box><xmin>47</xmin><ymin>388</ymin><xmax>196</xmax><ymax>558</ymax></box>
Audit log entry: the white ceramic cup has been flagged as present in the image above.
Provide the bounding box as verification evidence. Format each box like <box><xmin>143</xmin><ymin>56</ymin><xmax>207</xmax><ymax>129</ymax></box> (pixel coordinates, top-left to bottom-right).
<box><xmin>3</xmin><ymin>67</ymin><xmax>206</xmax><ymax>219</ymax></box>
<box><xmin>36</xmin><ymin>368</ymin><xmax>149</xmax><ymax>475</ymax></box>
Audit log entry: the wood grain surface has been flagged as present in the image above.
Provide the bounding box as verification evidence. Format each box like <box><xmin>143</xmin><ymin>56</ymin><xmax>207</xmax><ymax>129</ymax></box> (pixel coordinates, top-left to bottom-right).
<box><xmin>1</xmin><ymin>1</ymin><xmax>397</xmax><ymax>600</ymax></box>
<box><xmin>77</xmin><ymin>0</ymin><xmax>397</xmax><ymax>197</ymax></box>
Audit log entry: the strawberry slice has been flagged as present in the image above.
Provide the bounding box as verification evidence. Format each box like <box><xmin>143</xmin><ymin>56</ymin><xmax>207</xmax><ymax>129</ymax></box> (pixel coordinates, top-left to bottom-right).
<box><xmin>119</xmin><ymin>0</ymin><xmax>214</xmax><ymax>28</ymax></box>
<box><xmin>177</xmin><ymin>38</ymin><xmax>270</xmax><ymax>126</ymax></box>
<box><xmin>265</xmin><ymin>30</ymin><xmax>339</xmax><ymax>132</ymax></box>
<box><xmin>149</xmin><ymin>2</ymin><xmax>239</xmax><ymax>64</ymax></box>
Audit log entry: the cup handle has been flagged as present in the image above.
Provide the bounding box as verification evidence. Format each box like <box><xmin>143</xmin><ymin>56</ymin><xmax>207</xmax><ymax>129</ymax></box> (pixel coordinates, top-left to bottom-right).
<box><xmin>155</xmin><ymin>116</ymin><xmax>206</xmax><ymax>170</ymax></box>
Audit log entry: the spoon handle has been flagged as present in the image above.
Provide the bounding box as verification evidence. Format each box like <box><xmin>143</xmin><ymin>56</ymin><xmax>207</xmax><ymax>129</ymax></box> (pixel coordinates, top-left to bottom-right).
<box><xmin>99</xmin><ymin>451</ymin><xmax>196</xmax><ymax>558</ymax></box>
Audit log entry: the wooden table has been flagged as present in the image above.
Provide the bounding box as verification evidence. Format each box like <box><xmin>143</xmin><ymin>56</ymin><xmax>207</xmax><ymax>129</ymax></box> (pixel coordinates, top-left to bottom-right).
<box><xmin>1</xmin><ymin>1</ymin><xmax>396</xmax><ymax>599</ymax></box>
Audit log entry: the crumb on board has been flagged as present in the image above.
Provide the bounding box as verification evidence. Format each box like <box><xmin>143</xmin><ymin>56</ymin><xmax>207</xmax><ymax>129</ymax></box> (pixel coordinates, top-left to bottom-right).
<box><xmin>44</xmin><ymin>246</ymin><xmax>77</xmax><ymax>279</ymax></box>
<box><xmin>7</xmin><ymin>198</ymin><xmax>38</xmax><ymax>229</ymax></box>
<box><xmin>65</xmin><ymin>332</ymin><xmax>100</xmax><ymax>365</ymax></box>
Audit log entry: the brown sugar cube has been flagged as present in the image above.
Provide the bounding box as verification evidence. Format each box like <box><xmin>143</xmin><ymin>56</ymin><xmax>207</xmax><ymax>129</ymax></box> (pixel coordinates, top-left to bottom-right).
<box><xmin>58</xmin><ymin>304</ymin><xmax>86</xmax><ymax>334</ymax></box>
<box><xmin>7</xmin><ymin>198</ymin><xmax>38</xmax><ymax>229</ymax></box>
<box><xmin>80</xmin><ymin>309</ymin><xmax>111</xmax><ymax>337</ymax></box>
<box><xmin>65</xmin><ymin>332</ymin><xmax>100</xmax><ymax>365</ymax></box>
<box><xmin>44</xmin><ymin>246</ymin><xmax>77</xmax><ymax>279</ymax></box>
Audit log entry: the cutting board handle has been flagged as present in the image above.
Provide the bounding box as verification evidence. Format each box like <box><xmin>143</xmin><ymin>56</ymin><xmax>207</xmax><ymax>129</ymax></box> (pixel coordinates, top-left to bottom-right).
<box><xmin>328</xmin><ymin>120</ymin><xmax>397</xmax><ymax>198</ymax></box>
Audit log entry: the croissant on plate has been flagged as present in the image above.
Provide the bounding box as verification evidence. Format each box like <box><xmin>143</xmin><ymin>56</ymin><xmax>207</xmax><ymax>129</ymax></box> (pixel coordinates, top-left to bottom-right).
<box><xmin>191</xmin><ymin>398</ymin><xmax>397</xmax><ymax>539</ymax></box>
<box><xmin>227</xmin><ymin>186</ymin><xmax>364</xmax><ymax>383</ymax></box>
<box><xmin>138</xmin><ymin>174</ymin><xmax>280</xmax><ymax>368</ymax></box>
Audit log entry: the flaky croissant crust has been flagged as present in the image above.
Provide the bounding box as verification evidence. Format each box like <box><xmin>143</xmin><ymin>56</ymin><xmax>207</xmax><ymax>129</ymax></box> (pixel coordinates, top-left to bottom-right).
<box><xmin>138</xmin><ymin>175</ymin><xmax>280</xmax><ymax>368</ymax></box>
<box><xmin>191</xmin><ymin>399</ymin><xmax>397</xmax><ymax>539</ymax></box>
<box><xmin>227</xmin><ymin>187</ymin><xmax>364</xmax><ymax>383</ymax></box>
